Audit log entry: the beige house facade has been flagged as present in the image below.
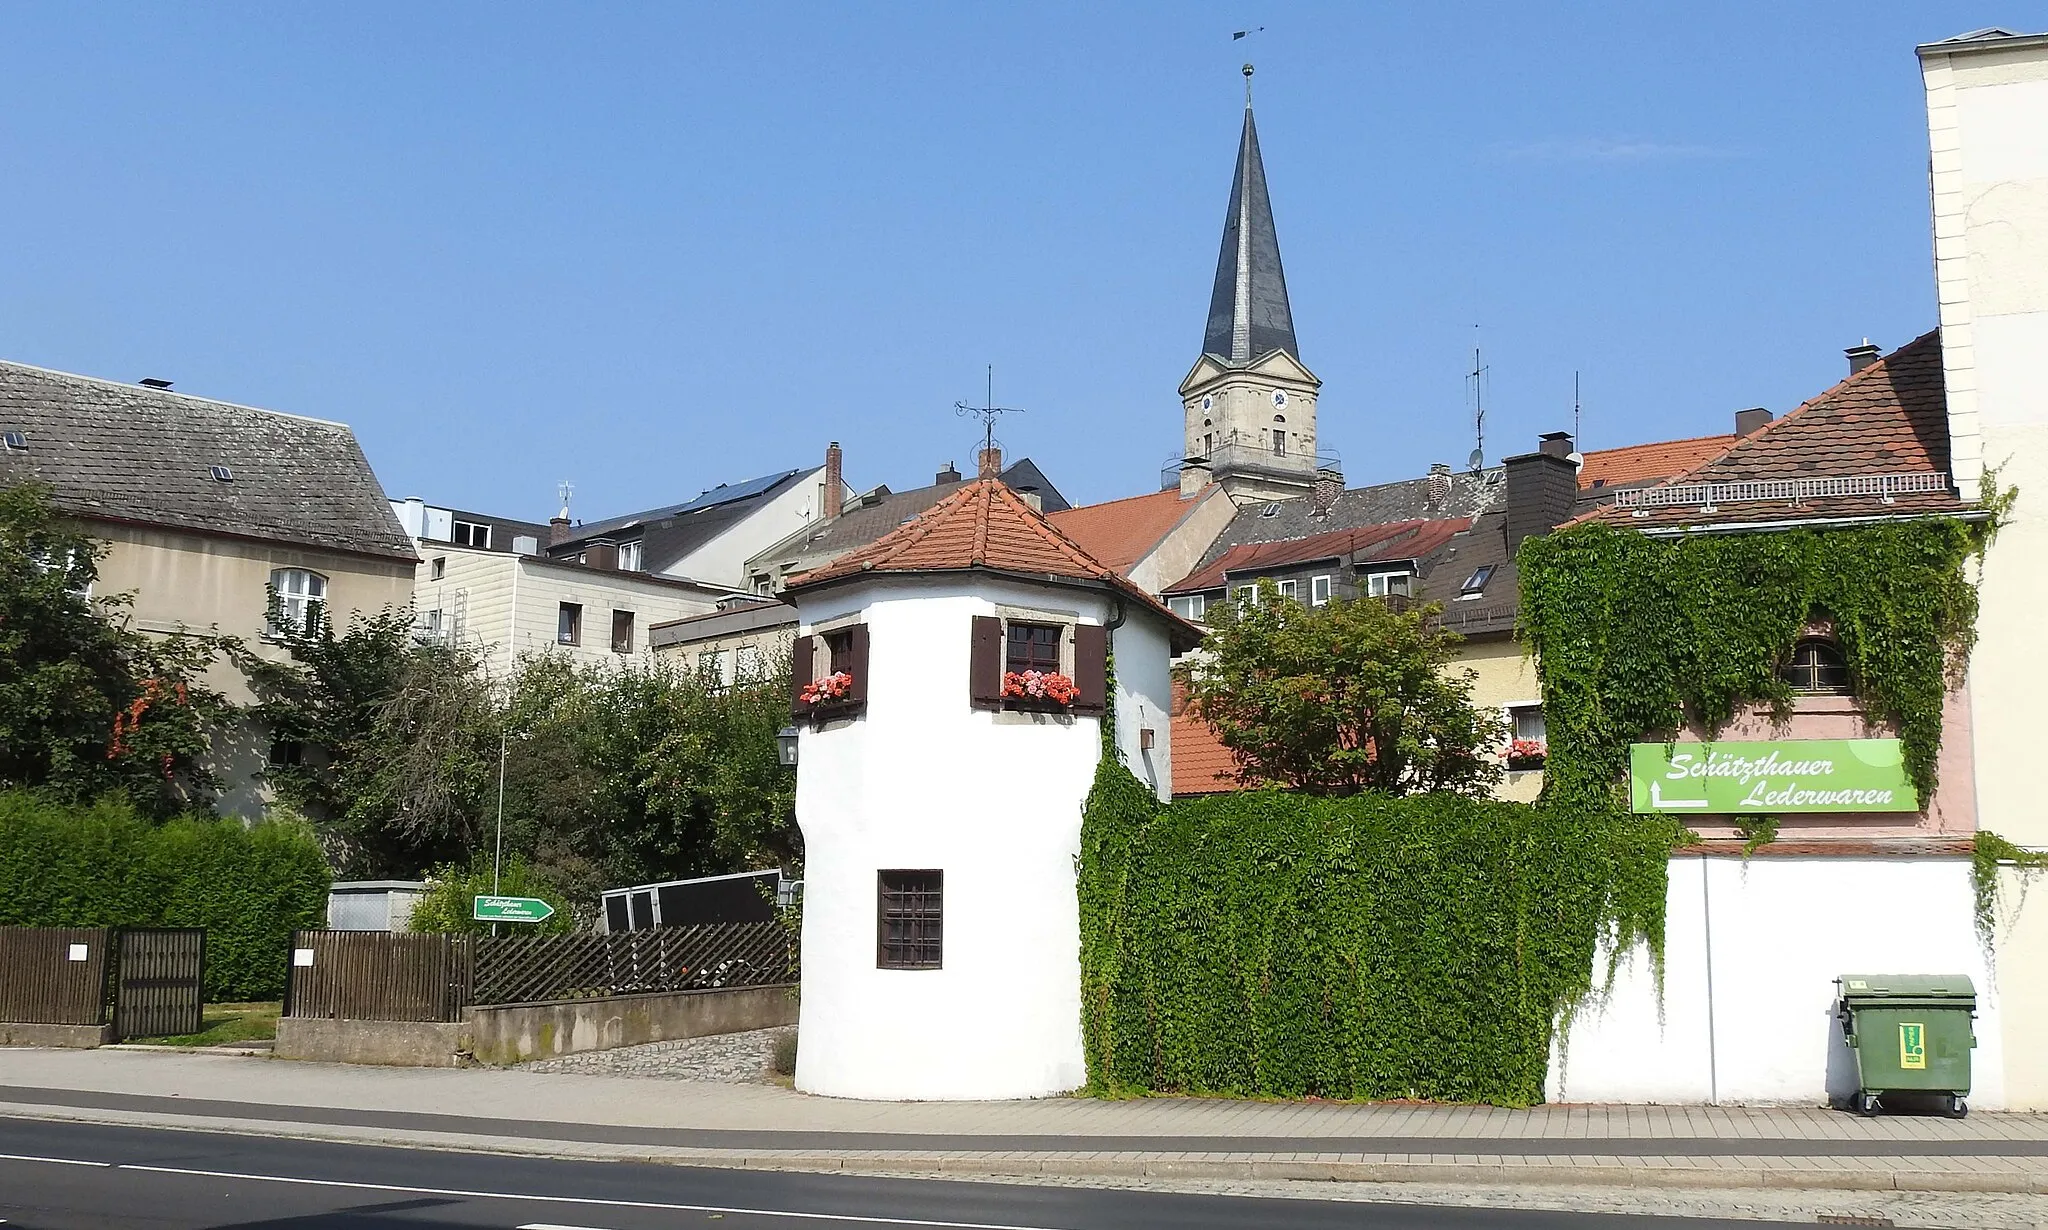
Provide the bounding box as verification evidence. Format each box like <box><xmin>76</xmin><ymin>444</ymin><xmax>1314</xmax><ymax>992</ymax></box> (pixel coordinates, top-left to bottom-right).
<box><xmin>647</xmin><ymin>597</ymin><xmax>798</xmax><ymax>686</ymax></box>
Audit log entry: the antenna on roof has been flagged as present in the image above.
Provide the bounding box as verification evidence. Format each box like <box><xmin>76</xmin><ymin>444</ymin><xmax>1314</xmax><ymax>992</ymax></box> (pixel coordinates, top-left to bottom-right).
<box><xmin>556</xmin><ymin>480</ymin><xmax>574</xmax><ymax>520</ymax></box>
<box><xmin>954</xmin><ymin>364</ymin><xmax>1025</xmax><ymax>475</ymax></box>
<box><xmin>1465</xmin><ymin>334</ymin><xmax>1489</xmax><ymax>471</ymax></box>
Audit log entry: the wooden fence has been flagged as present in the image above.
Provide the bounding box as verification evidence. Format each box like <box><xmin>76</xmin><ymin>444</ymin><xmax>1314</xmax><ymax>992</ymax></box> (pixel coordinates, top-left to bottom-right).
<box><xmin>284</xmin><ymin>922</ymin><xmax>791</xmax><ymax>1021</ymax></box>
<box><xmin>0</xmin><ymin>927</ymin><xmax>114</xmax><ymax>1026</ymax></box>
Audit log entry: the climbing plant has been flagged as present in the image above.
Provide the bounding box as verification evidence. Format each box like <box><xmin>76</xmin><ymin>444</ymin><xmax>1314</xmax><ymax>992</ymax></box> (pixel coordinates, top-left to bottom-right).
<box><xmin>1517</xmin><ymin>517</ymin><xmax>1993</xmax><ymax>813</ymax></box>
<box><xmin>1076</xmin><ymin>756</ymin><xmax>1682</xmax><ymax>1106</ymax></box>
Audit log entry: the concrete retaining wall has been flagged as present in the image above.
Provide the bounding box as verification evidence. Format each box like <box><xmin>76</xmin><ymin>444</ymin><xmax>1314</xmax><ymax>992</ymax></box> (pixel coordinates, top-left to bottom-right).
<box><xmin>274</xmin><ymin>983</ymin><xmax>797</xmax><ymax>1067</ymax></box>
<box><xmin>0</xmin><ymin>1022</ymin><xmax>114</xmax><ymax>1048</ymax></box>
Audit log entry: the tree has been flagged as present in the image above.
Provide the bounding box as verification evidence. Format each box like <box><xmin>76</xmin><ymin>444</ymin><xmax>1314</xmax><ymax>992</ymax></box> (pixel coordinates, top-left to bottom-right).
<box><xmin>1177</xmin><ymin>582</ymin><xmax>1505</xmax><ymax>797</ymax></box>
<box><xmin>0</xmin><ymin>483</ymin><xmax>236</xmax><ymax>812</ymax></box>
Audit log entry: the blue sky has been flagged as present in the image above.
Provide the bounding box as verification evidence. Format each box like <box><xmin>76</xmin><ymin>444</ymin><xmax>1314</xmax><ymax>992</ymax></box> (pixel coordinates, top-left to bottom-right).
<box><xmin>0</xmin><ymin>4</ymin><xmax>2027</xmax><ymax>518</ymax></box>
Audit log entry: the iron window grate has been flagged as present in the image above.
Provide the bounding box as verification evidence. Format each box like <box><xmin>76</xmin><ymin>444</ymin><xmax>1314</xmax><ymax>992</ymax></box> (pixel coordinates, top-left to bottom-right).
<box><xmin>877</xmin><ymin>869</ymin><xmax>942</xmax><ymax>970</ymax></box>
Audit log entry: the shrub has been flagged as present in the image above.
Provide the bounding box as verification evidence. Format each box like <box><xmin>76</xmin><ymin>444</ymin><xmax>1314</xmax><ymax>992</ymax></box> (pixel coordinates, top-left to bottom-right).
<box><xmin>1076</xmin><ymin>760</ymin><xmax>1680</xmax><ymax>1106</ymax></box>
<box><xmin>0</xmin><ymin>791</ymin><xmax>330</xmax><ymax>1000</ymax></box>
<box><xmin>408</xmin><ymin>856</ymin><xmax>574</xmax><ymax>935</ymax></box>
<box><xmin>771</xmin><ymin>1029</ymin><xmax>798</xmax><ymax>1077</ymax></box>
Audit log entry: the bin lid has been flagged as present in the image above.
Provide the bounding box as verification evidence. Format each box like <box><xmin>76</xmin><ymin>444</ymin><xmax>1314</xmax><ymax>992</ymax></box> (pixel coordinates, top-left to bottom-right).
<box><xmin>1837</xmin><ymin>973</ymin><xmax>1975</xmax><ymax>1004</ymax></box>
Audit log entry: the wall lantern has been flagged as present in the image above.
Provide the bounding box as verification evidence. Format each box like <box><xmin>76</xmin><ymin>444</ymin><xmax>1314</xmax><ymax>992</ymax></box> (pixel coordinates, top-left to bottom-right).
<box><xmin>777</xmin><ymin>725</ymin><xmax>800</xmax><ymax>768</ymax></box>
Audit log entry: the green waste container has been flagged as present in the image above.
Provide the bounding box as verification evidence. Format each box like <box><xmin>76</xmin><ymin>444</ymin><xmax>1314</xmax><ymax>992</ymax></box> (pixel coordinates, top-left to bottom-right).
<box><xmin>1836</xmin><ymin>974</ymin><xmax>1976</xmax><ymax>1117</ymax></box>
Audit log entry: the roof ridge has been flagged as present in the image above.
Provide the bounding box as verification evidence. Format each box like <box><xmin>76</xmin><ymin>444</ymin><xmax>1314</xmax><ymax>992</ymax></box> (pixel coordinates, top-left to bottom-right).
<box><xmin>1003</xmin><ymin>483</ymin><xmax>1123</xmax><ymax>578</ymax></box>
<box><xmin>1583</xmin><ymin>431</ymin><xmax>1736</xmax><ymax>456</ymax></box>
<box><xmin>0</xmin><ymin>358</ymin><xmax>357</xmax><ymax>431</ymax></box>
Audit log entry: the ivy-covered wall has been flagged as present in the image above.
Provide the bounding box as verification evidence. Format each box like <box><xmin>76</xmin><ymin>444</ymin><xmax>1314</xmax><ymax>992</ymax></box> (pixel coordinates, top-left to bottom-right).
<box><xmin>1077</xmin><ymin>758</ymin><xmax>1680</xmax><ymax>1106</ymax></box>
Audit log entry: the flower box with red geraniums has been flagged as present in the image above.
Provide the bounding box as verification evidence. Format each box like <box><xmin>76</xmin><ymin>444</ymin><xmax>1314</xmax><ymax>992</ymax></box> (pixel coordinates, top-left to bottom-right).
<box><xmin>1001</xmin><ymin>669</ymin><xmax>1079</xmax><ymax>709</ymax></box>
<box><xmin>797</xmin><ymin>671</ymin><xmax>856</xmax><ymax>718</ymax></box>
<box><xmin>1504</xmin><ymin>737</ymin><xmax>1547</xmax><ymax>772</ymax></box>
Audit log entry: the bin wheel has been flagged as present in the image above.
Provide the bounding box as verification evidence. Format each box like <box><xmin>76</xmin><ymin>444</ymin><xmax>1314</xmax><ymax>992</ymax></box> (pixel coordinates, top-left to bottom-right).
<box><xmin>1856</xmin><ymin>1092</ymin><xmax>1881</xmax><ymax>1117</ymax></box>
<box><xmin>1948</xmin><ymin>1095</ymin><xmax>1968</xmax><ymax>1119</ymax></box>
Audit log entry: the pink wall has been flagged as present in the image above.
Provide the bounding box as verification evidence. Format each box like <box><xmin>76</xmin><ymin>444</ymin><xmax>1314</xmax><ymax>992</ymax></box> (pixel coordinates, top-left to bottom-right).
<box><xmin>1677</xmin><ymin>683</ymin><xmax>1976</xmax><ymax>843</ymax></box>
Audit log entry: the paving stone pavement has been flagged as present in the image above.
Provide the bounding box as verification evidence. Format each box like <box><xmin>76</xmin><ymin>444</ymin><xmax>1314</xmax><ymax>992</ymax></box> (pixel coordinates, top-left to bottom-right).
<box><xmin>522</xmin><ymin>1027</ymin><xmax>789</xmax><ymax>1083</ymax></box>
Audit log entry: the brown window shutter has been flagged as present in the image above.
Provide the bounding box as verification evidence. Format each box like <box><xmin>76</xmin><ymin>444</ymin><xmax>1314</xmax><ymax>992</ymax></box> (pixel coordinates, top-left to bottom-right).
<box><xmin>844</xmin><ymin>623</ymin><xmax>871</xmax><ymax>710</ymax></box>
<box><xmin>789</xmin><ymin>634</ymin><xmax>816</xmax><ymax>718</ymax></box>
<box><xmin>969</xmin><ymin>615</ymin><xmax>1003</xmax><ymax>710</ymax></box>
<box><xmin>1073</xmin><ymin>623</ymin><xmax>1108</xmax><ymax>714</ymax></box>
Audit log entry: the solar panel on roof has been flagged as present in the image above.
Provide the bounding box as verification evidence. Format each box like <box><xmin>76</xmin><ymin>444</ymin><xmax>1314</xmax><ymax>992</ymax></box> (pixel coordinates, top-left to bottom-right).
<box><xmin>665</xmin><ymin>469</ymin><xmax>801</xmax><ymax>517</ymax></box>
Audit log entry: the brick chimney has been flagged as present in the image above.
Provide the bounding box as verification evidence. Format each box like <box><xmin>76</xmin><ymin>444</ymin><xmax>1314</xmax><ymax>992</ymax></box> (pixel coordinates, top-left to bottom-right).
<box><xmin>977</xmin><ymin>445</ymin><xmax>1003</xmax><ymax>479</ymax></box>
<box><xmin>1310</xmin><ymin>471</ymin><xmax>1341</xmax><ymax>517</ymax></box>
<box><xmin>549</xmin><ymin>513</ymin><xmax>572</xmax><ymax>547</ymax></box>
<box><xmin>823</xmin><ymin>441</ymin><xmax>844</xmax><ymax>520</ymax></box>
<box><xmin>936</xmin><ymin>461</ymin><xmax>962</xmax><ymax>484</ymax></box>
<box><xmin>1426</xmin><ymin>462</ymin><xmax>1452</xmax><ymax>512</ymax></box>
<box><xmin>1735</xmin><ymin>407</ymin><xmax>1774</xmax><ymax>436</ymax></box>
<box><xmin>1504</xmin><ymin>446</ymin><xmax>1579</xmax><ymax>552</ymax></box>
<box><xmin>1845</xmin><ymin>339</ymin><xmax>1882</xmax><ymax>375</ymax></box>
<box><xmin>1537</xmin><ymin>431</ymin><xmax>1574</xmax><ymax>459</ymax></box>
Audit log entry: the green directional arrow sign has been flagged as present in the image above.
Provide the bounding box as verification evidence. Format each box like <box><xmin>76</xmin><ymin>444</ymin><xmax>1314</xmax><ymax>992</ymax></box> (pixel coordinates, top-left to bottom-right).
<box><xmin>472</xmin><ymin>895</ymin><xmax>556</xmax><ymax>923</ymax></box>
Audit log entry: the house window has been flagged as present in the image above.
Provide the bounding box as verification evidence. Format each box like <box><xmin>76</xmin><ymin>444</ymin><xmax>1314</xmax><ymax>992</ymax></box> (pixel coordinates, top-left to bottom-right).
<box><xmin>1272</xmin><ymin>429</ymin><xmax>1286</xmax><ymax>455</ymax></box>
<box><xmin>268</xmin><ymin>568</ymin><xmax>327</xmax><ymax>634</ymax></box>
<box><xmin>1781</xmin><ymin>638</ymin><xmax>1850</xmax><ymax>694</ymax></box>
<box><xmin>735</xmin><ymin>643</ymin><xmax>763</xmax><ymax>682</ymax></box>
<box><xmin>1233</xmin><ymin>584</ymin><xmax>1259</xmax><ymax>606</ymax></box>
<box><xmin>1168</xmin><ymin>594</ymin><xmax>1206</xmax><ymax>622</ymax></box>
<box><xmin>452</xmin><ymin>520</ymin><xmax>491</xmax><ymax>548</ymax></box>
<box><xmin>1459</xmin><ymin>565</ymin><xmax>1495</xmax><ymax>600</ymax></box>
<box><xmin>557</xmin><ymin>602</ymin><xmax>582</xmax><ymax>645</ymax></box>
<box><xmin>1509</xmin><ymin>704</ymin><xmax>1547</xmax><ymax>743</ymax></box>
<box><xmin>612</xmin><ymin>610</ymin><xmax>635</xmax><ymax>653</ymax></box>
<box><xmin>877</xmin><ymin>869</ymin><xmax>943</xmax><ymax>970</ymax></box>
<box><xmin>826</xmin><ymin>628</ymin><xmax>857</xmax><ymax>676</ymax></box>
<box><xmin>1310</xmin><ymin>575</ymin><xmax>1332</xmax><ymax>606</ymax></box>
<box><xmin>430</xmin><ymin>556</ymin><xmax>446</xmax><ymax>581</ymax></box>
<box><xmin>1277</xmin><ymin>578</ymin><xmax>1298</xmax><ymax>600</ymax></box>
<box><xmin>616</xmin><ymin>540</ymin><xmax>643</xmax><ymax>572</ymax></box>
<box><xmin>1005</xmin><ymin>621</ymin><xmax>1062</xmax><ymax>675</ymax></box>
<box><xmin>699</xmin><ymin>648</ymin><xmax>728</xmax><ymax>684</ymax></box>
<box><xmin>424</xmin><ymin>609</ymin><xmax>444</xmax><ymax>636</ymax></box>
<box><xmin>1365</xmin><ymin>570</ymin><xmax>1413</xmax><ymax>598</ymax></box>
<box><xmin>1202</xmin><ymin>432</ymin><xmax>1214</xmax><ymax>457</ymax></box>
<box><xmin>267</xmin><ymin>740</ymin><xmax>303</xmax><ymax>769</ymax></box>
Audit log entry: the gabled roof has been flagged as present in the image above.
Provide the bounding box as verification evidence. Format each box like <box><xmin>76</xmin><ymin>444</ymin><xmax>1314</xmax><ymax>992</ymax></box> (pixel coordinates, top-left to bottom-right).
<box><xmin>1578</xmin><ymin>434</ymin><xmax>1738</xmax><ymax>491</ymax></box>
<box><xmin>787</xmin><ymin>479</ymin><xmax>1203</xmax><ymax>649</ymax></box>
<box><xmin>0</xmin><ymin>360</ymin><xmax>414</xmax><ymax>561</ymax></box>
<box><xmin>1167</xmin><ymin>518</ymin><xmax>1473</xmax><ymax>595</ymax></box>
<box><xmin>1189</xmin><ymin>467</ymin><xmax>1505</xmax><ymax>578</ymax></box>
<box><xmin>1204</xmin><ymin>97</ymin><xmax>1297</xmax><ymax>365</ymax></box>
<box><xmin>1047</xmin><ymin>486</ymin><xmax>1220</xmax><ymax>576</ymax></box>
<box><xmin>747</xmin><ymin>458</ymin><xmax>1064</xmax><ymax>573</ymax></box>
<box><xmin>556</xmin><ymin>467</ymin><xmax>810</xmax><ymax>549</ymax></box>
<box><xmin>1580</xmin><ymin>331</ymin><xmax>1967</xmax><ymax>531</ymax></box>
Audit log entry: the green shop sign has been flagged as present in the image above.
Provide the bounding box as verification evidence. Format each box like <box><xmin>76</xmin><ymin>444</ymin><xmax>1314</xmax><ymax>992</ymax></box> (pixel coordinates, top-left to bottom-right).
<box><xmin>1630</xmin><ymin>739</ymin><xmax>1919</xmax><ymax>814</ymax></box>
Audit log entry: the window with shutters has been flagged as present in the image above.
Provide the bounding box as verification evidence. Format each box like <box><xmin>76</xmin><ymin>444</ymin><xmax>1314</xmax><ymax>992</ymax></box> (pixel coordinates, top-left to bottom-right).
<box><xmin>792</xmin><ymin>621</ymin><xmax>869</xmax><ymax>722</ymax></box>
<box><xmin>877</xmin><ymin>869</ymin><xmax>942</xmax><ymax>969</ymax></box>
<box><xmin>970</xmin><ymin>612</ymin><xmax>1108</xmax><ymax>717</ymax></box>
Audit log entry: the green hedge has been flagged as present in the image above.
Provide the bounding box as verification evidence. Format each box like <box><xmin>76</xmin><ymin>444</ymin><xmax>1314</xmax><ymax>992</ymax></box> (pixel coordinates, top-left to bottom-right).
<box><xmin>1077</xmin><ymin>760</ymin><xmax>1680</xmax><ymax>1106</ymax></box>
<box><xmin>0</xmin><ymin>791</ymin><xmax>330</xmax><ymax>1001</ymax></box>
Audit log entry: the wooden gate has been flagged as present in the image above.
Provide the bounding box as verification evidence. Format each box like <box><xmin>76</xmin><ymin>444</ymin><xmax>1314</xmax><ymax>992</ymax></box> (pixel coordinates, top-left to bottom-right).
<box><xmin>113</xmin><ymin>929</ymin><xmax>205</xmax><ymax>1040</ymax></box>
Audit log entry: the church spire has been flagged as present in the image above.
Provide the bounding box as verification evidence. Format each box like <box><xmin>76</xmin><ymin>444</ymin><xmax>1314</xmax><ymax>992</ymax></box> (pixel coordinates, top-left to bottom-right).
<box><xmin>1203</xmin><ymin>63</ymin><xmax>1298</xmax><ymax>365</ymax></box>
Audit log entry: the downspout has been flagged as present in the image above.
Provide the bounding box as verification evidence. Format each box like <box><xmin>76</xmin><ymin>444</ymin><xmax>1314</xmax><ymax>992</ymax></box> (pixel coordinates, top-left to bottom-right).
<box><xmin>505</xmin><ymin>556</ymin><xmax>522</xmax><ymax>676</ymax></box>
<box><xmin>1105</xmin><ymin>597</ymin><xmax>1130</xmax><ymax>773</ymax></box>
<box><xmin>1701</xmin><ymin>852</ymin><xmax>1720</xmax><ymax>1104</ymax></box>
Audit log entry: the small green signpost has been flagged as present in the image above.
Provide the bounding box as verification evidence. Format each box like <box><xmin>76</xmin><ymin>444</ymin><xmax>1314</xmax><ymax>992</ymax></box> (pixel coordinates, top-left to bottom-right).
<box><xmin>1630</xmin><ymin>738</ymin><xmax>1919</xmax><ymax>814</ymax></box>
<box><xmin>472</xmin><ymin>895</ymin><xmax>556</xmax><ymax>924</ymax></box>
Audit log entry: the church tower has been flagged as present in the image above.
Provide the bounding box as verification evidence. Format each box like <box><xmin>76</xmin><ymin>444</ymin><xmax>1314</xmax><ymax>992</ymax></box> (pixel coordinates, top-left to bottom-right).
<box><xmin>1178</xmin><ymin>65</ymin><xmax>1326</xmax><ymax>502</ymax></box>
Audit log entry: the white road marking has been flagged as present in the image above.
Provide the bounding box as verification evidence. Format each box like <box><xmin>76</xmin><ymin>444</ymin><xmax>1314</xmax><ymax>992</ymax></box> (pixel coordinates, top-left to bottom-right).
<box><xmin>117</xmin><ymin>1165</ymin><xmax>1070</xmax><ymax>1230</ymax></box>
<box><xmin>0</xmin><ymin>1153</ymin><xmax>114</xmax><ymax>1167</ymax></box>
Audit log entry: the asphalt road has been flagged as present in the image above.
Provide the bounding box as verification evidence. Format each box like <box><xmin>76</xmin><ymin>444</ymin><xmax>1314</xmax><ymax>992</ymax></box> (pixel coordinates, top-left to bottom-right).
<box><xmin>0</xmin><ymin>1118</ymin><xmax>1746</xmax><ymax>1230</ymax></box>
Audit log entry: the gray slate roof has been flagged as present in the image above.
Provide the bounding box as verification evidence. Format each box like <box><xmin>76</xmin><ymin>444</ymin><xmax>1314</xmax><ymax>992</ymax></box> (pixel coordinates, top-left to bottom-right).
<box><xmin>1190</xmin><ymin>466</ymin><xmax>1507</xmax><ymax>575</ymax></box>
<box><xmin>1205</xmin><ymin>101</ymin><xmax>1297</xmax><ymax>364</ymax></box>
<box><xmin>0</xmin><ymin>361</ymin><xmax>415</xmax><ymax>561</ymax></box>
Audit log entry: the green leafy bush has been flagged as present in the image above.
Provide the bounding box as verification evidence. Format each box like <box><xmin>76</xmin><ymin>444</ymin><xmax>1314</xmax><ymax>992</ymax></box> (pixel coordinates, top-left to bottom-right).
<box><xmin>408</xmin><ymin>856</ymin><xmax>574</xmax><ymax>935</ymax></box>
<box><xmin>1076</xmin><ymin>760</ymin><xmax>1680</xmax><ymax>1106</ymax></box>
<box><xmin>0</xmin><ymin>791</ymin><xmax>329</xmax><ymax>999</ymax></box>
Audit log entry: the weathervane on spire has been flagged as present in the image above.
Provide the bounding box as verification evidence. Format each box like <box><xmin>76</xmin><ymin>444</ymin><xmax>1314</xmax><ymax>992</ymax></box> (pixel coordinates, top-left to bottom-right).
<box><xmin>955</xmin><ymin>365</ymin><xmax>1025</xmax><ymax>476</ymax></box>
<box><xmin>1243</xmin><ymin>61</ymin><xmax>1255</xmax><ymax>107</ymax></box>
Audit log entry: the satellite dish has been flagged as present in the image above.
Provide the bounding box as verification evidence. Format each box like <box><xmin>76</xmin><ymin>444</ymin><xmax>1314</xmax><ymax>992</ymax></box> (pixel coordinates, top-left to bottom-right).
<box><xmin>1567</xmin><ymin>451</ymin><xmax>1585</xmax><ymax>472</ymax></box>
<box><xmin>1466</xmin><ymin>448</ymin><xmax>1485</xmax><ymax>470</ymax></box>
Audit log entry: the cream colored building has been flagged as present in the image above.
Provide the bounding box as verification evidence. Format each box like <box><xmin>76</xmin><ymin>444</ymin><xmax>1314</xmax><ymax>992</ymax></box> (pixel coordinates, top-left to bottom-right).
<box><xmin>1920</xmin><ymin>25</ymin><xmax>2048</xmax><ymax>1111</ymax></box>
<box><xmin>0</xmin><ymin>361</ymin><xmax>419</xmax><ymax>816</ymax></box>
<box><xmin>647</xmin><ymin>597</ymin><xmax>798</xmax><ymax>686</ymax></box>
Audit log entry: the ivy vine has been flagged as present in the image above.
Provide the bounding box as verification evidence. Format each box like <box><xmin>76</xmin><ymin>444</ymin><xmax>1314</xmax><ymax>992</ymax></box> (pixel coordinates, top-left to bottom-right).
<box><xmin>1972</xmin><ymin>831</ymin><xmax>2048</xmax><ymax>953</ymax></box>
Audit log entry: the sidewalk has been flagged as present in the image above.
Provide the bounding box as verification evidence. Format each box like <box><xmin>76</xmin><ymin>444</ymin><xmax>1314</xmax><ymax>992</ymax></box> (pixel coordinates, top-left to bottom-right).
<box><xmin>3</xmin><ymin>1047</ymin><xmax>2045</xmax><ymax>1197</ymax></box>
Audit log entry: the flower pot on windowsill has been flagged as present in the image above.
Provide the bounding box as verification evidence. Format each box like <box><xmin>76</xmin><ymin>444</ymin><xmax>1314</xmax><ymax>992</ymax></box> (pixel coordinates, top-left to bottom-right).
<box><xmin>1506</xmin><ymin>756</ymin><xmax>1545</xmax><ymax>773</ymax></box>
<box><xmin>1001</xmin><ymin>670</ymin><xmax>1078</xmax><ymax>713</ymax></box>
<box><xmin>797</xmin><ymin>671</ymin><xmax>859</xmax><ymax>723</ymax></box>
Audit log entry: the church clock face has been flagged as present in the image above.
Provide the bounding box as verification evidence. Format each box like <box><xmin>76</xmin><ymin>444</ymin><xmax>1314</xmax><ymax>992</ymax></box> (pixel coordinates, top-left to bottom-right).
<box><xmin>1272</xmin><ymin>390</ymin><xmax>1288</xmax><ymax>409</ymax></box>
<box><xmin>1201</xmin><ymin>395</ymin><xmax>1214</xmax><ymax>412</ymax></box>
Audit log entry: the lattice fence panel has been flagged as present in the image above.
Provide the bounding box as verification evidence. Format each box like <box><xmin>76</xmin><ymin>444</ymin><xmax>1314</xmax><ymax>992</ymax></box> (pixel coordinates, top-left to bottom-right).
<box><xmin>473</xmin><ymin>922</ymin><xmax>791</xmax><ymax>1006</ymax></box>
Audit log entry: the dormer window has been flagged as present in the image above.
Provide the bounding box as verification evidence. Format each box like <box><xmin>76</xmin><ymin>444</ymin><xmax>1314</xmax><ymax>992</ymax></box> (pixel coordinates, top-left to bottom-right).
<box><xmin>1365</xmin><ymin>569</ymin><xmax>1413</xmax><ymax>598</ymax></box>
<box><xmin>1781</xmin><ymin>638</ymin><xmax>1850</xmax><ymax>694</ymax></box>
<box><xmin>452</xmin><ymin>520</ymin><xmax>491</xmax><ymax>548</ymax></box>
<box><xmin>616</xmin><ymin>539</ymin><xmax>643</xmax><ymax>572</ymax></box>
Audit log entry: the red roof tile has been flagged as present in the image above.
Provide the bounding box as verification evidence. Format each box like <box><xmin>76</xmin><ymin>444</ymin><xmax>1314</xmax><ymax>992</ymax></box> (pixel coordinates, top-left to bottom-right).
<box><xmin>787</xmin><ymin>479</ymin><xmax>1203</xmax><ymax>646</ymax></box>
<box><xmin>1048</xmin><ymin>487</ymin><xmax>1212</xmax><ymax>576</ymax></box>
<box><xmin>1578</xmin><ymin>434</ymin><xmax>1738</xmax><ymax>490</ymax></box>
<box><xmin>1166</xmin><ymin>518</ymin><xmax>1472</xmax><ymax>595</ymax></box>
<box><xmin>1580</xmin><ymin>331</ymin><xmax>1968</xmax><ymax>530</ymax></box>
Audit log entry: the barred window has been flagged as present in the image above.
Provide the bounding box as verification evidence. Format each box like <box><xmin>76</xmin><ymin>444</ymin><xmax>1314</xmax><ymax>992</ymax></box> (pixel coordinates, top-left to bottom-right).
<box><xmin>1781</xmin><ymin>638</ymin><xmax>1850</xmax><ymax>694</ymax></box>
<box><xmin>877</xmin><ymin>869</ymin><xmax>942</xmax><ymax>970</ymax></box>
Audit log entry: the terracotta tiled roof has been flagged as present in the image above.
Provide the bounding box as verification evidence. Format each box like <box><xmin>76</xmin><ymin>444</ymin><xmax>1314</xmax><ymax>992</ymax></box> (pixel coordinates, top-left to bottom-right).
<box><xmin>787</xmin><ymin>479</ymin><xmax>1204</xmax><ymax>647</ymax></box>
<box><xmin>1578</xmin><ymin>434</ymin><xmax>1737</xmax><ymax>491</ymax></box>
<box><xmin>1580</xmin><ymin>331</ymin><xmax>1967</xmax><ymax>530</ymax></box>
<box><xmin>1169</xmin><ymin>681</ymin><xmax>1243</xmax><ymax>797</ymax></box>
<box><xmin>1166</xmin><ymin>518</ymin><xmax>1472</xmax><ymax>595</ymax></box>
<box><xmin>1048</xmin><ymin>487</ymin><xmax>1212</xmax><ymax>576</ymax></box>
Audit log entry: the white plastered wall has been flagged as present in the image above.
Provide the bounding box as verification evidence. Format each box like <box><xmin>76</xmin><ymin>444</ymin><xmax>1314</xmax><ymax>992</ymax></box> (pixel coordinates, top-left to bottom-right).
<box><xmin>1922</xmin><ymin>33</ymin><xmax>2048</xmax><ymax>1110</ymax></box>
<box><xmin>1550</xmin><ymin>856</ymin><xmax>2005</xmax><ymax>1109</ymax></box>
<box><xmin>790</xmin><ymin>574</ymin><xmax>1177</xmax><ymax>1099</ymax></box>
